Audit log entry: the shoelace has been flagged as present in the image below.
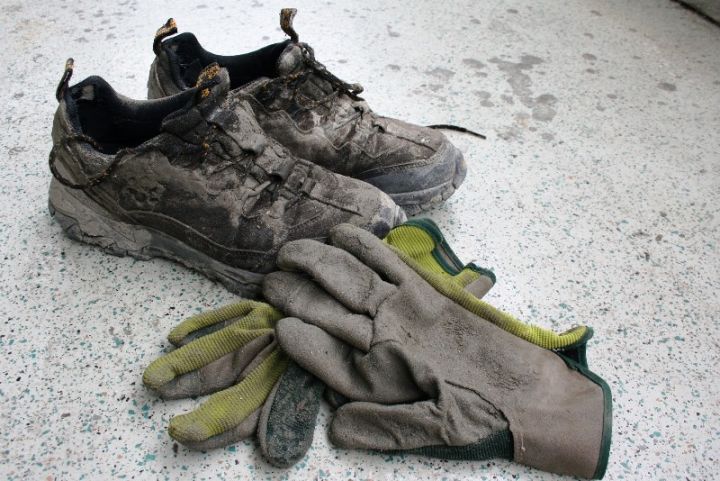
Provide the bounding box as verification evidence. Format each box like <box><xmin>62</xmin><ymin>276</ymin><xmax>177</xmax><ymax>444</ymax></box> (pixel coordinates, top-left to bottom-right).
<box><xmin>286</xmin><ymin>55</ymin><xmax>488</xmax><ymax>140</ymax></box>
<box><xmin>280</xmin><ymin>8</ymin><xmax>487</xmax><ymax>140</ymax></box>
<box><xmin>277</xmin><ymin>8</ymin><xmax>363</xmax><ymax>106</ymax></box>
<box><xmin>295</xmin><ymin>51</ymin><xmax>488</xmax><ymax>139</ymax></box>
<box><xmin>427</xmin><ymin>124</ymin><xmax>486</xmax><ymax>139</ymax></box>
<box><xmin>298</xmin><ymin>43</ymin><xmax>364</xmax><ymax>101</ymax></box>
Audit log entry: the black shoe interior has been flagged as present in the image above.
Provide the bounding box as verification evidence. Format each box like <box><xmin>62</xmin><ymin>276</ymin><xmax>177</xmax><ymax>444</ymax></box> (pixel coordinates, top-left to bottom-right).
<box><xmin>163</xmin><ymin>33</ymin><xmax>290</xmax><ymax>90</ymax></box>
<box><xmin>63</xmin><ymin>76</ymin><xmax>196</xmax><ymax>154</ymax></box>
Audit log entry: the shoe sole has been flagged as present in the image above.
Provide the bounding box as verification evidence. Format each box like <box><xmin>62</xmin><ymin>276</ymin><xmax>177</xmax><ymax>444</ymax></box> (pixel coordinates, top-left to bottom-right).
<box><xmin>371</xmin><ymin>142</ymin><xmax>467</xmax><ymax>216</ymax></box>
<box><xmin>48</xmin><ymin>179</ymin><xmax>265</xmax><ymax>297</ymax></box>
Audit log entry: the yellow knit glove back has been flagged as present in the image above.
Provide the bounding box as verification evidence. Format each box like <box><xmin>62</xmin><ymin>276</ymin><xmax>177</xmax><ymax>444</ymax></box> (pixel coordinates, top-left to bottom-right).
<box><xmin>386</xmin><ymin>219</ymin><xmax>592</xmax><ymax>352</ymax></box>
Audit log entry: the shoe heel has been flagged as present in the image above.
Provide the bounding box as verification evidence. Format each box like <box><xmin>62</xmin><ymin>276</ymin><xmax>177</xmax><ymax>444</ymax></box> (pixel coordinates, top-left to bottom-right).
<box><xmin>48</xmin><ymin>178</ymin><xmax>264</xmax><ymax>296</ymax></box>
<box><xmin>48</xmin><ymin>178</ymin><xmax>152</xmax><ymax>258</ymax></box>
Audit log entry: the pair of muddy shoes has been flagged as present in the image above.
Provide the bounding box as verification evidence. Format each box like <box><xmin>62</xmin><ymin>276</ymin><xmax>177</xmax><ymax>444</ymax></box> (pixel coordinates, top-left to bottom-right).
<box><xmin>49</xmin><ymin>9</ymin><xmax>469</xmax><ymax>295</ymax></box>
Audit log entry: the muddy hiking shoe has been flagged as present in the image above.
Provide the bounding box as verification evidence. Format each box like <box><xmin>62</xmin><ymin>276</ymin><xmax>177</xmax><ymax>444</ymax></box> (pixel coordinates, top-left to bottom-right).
<box><xmin>48</xmin><ymin>59</ymin><xmax>404</xmax><ymax>296</ymax></box>
<box><xmin>148</xmin><ymin>10</ymin><xmax>483</xmax><ymax>215</ymax></box>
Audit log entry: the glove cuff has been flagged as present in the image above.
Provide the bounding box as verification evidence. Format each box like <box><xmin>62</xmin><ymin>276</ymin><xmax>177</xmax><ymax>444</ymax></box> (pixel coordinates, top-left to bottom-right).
<box><xmin>513</xmin><ymin>353</ymin><xmax>612</xmax><ymax>479</ymax></box>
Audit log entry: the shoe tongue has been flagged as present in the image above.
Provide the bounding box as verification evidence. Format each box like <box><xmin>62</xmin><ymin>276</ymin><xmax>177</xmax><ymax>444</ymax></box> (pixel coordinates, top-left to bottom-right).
<box><xmin>275</xmin><ymin>42</ymin><xmax>306</xmax><ymax>76</ymax></box>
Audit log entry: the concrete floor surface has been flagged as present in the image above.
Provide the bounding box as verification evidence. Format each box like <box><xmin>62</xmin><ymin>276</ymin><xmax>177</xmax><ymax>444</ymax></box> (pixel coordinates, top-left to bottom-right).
<box><xmin>1</xmin><ymin>0</ymin><xmax>719</xmax><ymax>479</ymax></box>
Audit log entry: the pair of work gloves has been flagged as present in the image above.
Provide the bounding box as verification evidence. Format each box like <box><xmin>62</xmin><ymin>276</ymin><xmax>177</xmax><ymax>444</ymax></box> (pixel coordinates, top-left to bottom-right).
<box><xmin>143</xmin><ymin>220</ymin><xmax>612</xmax><ymax>479</ymax></box>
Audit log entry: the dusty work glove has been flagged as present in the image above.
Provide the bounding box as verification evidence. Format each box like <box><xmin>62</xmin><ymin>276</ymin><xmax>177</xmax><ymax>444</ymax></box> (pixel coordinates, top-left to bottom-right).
<box><xmin>264</xmin><ymin>224</ymin><xmax>612</xmax><ymax>479</ymax></box>
<box><xmin>325</xmin><ymin>218</ymin><xmax>594</xmax><ymax>408</ymax></box>
<box><xmin>259</xmin><ymin>218</ymin><xmax>499</xmax><ymax>465</ymax></box>
<box><xmin>142</xmin><ymin>219</ymin><xmax>498</xmax><ymax>466</ymax></box>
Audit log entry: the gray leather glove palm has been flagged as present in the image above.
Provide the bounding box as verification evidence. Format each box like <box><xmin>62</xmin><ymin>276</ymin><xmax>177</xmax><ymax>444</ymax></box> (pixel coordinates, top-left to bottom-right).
<box><xmin>263</xmin><ymin>224</ymin><xmax>612</xmax><ymax>479</ymax></box>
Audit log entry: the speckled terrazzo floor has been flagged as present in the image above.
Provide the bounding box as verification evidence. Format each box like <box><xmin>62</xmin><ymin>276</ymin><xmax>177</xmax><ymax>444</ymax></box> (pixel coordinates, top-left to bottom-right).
<box><xmin>1</xmin><ymin>0</ymin><xmax>719</xmax><ymax>480</ymax></box>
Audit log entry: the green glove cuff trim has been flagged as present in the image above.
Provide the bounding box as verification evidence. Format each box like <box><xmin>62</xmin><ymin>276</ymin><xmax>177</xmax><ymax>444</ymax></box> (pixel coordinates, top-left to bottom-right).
<box><xmin>385</xmin><ymin>219</ymin><xmax>496</xmax><ymax>291</ymax></box>
<box><xmin>555</xmin><ymin>327</ymin><xmax>594</xmax><ymax>368</ymax></box>
<box><xmin>462</xmin><ymin>264</ymin><xmax>496</xmax><ymax>284</ymax></box>
<box><xmin>558</xmin><ymin>353</ymin><xmax>613</xmax><ymax>479</ymax></box>
<box><xmin>399</xmin><ymin>218</ymin><xmax>465</xmax><ymax>272</ymax></box>
<box><xmin>399</xmin><ymin>430</ymin><xmax>513</xmax><ymax>461</ymax></box>
<box><xmin>389</xmin><ymin>244</ymin><xmax>590</xmax><ymax>350</ymax></box>
<box><xmin>168</xmin><ymin>349</ymin><xmax>289</xmax><ymax>443</ymax></box>
<box><xmin>399</xmin><ymin>218</ymin><xmax>498</xmax><ymax>284</ymax></box>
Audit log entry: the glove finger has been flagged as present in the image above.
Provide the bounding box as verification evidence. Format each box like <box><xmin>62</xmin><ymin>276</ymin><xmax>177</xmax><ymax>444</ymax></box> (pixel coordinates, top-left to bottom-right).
<box><xmin>322</xmin><ymin>268</ymin><xmax>495</xmax><ymax>411</ymax></box>
<box><xmin>264</xmin><ymin>271</ymin><xmax>373</xmax><ymax>351</ymax></box>
<box><xmin>328</xmin><ymin>223</ymin><xmax>414</xmax><ymax>285</ymax></box>
<box><xmin>176</xmin><ymin>408</ymin><xmax>261</xmax><ymax>451</ymax></box>
<box><xmin>146</xmin><ymin>333</ymin><xmax>275</xmax><ymax>399</ymax></box>
<box><xmin>168</xmin><ymin>300</ymin><xmax>280</xmax><ymax>347</ymax></box>
<box><xmin>276</xmin><ymin>317</ymin><xmax>420</xmax><ymax>403</ymax></box>
<box><xmin>276</xmin><ymin>239</ymin><xmax>396</xmax><ymax>317</ymax></box>
<box><xmin>168</xmin><ymin>348</ymin><xmax>289</xmax><ymax>446</ymax></box>
<box><xmin>257</xmin><ymin>361</ymin><xmax>324</xmax><ymax>468</ymax></box>
<box><xmin>143</xmin><ymin>322</ymin><xmax>273</xmax><ymax>393</ymax></box>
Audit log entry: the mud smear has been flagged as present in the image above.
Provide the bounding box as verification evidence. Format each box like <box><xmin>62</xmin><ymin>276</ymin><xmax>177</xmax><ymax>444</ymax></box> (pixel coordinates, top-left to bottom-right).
<box><xmin>463</xmin><ymin>58</ymin><xmax>486</xmax><ymax>70</ymax></box>
<box><xmin>463</xmin><ymin>58</ymin><xmax>488</xmax><ymax>77</ymax></box>
<box><xmin>489</xmin><ymin>55</ymin><xmax>558</xmax><ymax>122</ymax></box>
<box><xmin>474</xmin><ymin>91</ymin><xmax>495</xmax><ymax>107</ymax></box>
<box><xmin>425</xmin><ymin>67</ymin><xmax>456</xmax><ymax>81</ymax></box>
<box><xmin>532</xmin><ymin>94</ymin><xmax>558</xmax><ymax>122</ymax></box>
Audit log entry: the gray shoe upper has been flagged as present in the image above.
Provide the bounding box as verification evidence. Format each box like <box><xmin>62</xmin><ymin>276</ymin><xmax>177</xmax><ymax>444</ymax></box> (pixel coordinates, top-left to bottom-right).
<box><xmin>50</xmin><ymin>65</ymin><xmax>403</xmax><ymax>274</ymax></box>
<box><xmin>147</xmin><ymin>13</ymin><xmax>465</xmax><ymax>211</ymax></box>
